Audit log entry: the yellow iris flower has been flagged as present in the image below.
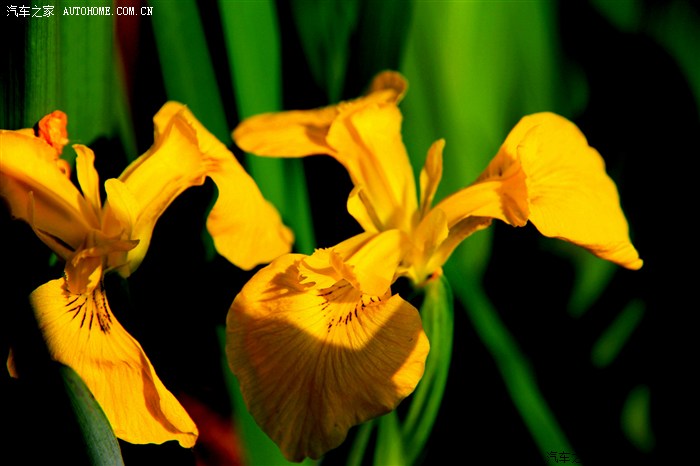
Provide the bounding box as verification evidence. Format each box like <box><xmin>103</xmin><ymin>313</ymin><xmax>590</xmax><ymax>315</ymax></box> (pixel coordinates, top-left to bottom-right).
<box><xmin>226</xmin><ymin>71</ymin><xmax>642</xmax><ymax>461</ymax></box>
<box><xmin>1</xmin><ymin>103</ymin><xmax>293</xmax><ymax>447</ymax></box>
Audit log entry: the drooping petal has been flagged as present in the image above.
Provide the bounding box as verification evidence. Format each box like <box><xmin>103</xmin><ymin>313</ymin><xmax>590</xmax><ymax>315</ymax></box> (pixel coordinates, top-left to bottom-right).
<box><xmin>404</xmin><ymin>208</ymin><xmax>492</xmax><ymax>286</ymax></box>
<box><xmin>0</xmin><ymin>130</ymin><xmax>97</xmax><ymax>257</ymax></box>
<box><xmin>501</xmin><ymin>113</ymin><xmax>642</xmax><ymax>269</ymax></box>
<box><xmin>102</xmin><ymin>110</ymin><xmax>207</xmax><ymax>277</ymax></box>
<box><xmin>30</xmin><ymin>278</ymin><xmax>198</xmax><ymax>447</ymax></box>
<box><xmin>428</xmin><ymin>215</ymin><xmax>493</xmax><ymax>276</ymax></box>
<box><xmin>206</xmin><ymin>162</ymin><xmax>294</xmax><ymax>270</ymax></box>
<box><xmin>434</xmin><ymin>113</ymin><xmax>642</xmax><ymax>270</ymax></box>
<box><xmin>151</xmin><ymin>102</ymin><xmax>294</xmax><ymax>270</ymax></box>
<box><xmin>227</xmin><ymin>253</ymin><xmax>429</xmax><ymax>462</ymax></box>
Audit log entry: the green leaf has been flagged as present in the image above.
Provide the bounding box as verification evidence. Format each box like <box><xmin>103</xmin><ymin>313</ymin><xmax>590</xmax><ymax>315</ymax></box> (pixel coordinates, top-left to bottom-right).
<box><xmin>21</xmin><ymin>0</ymin><xmax>119</xmax><ymax>165</ymax></box>
<box><xmin>644</xmin><ymin>1</ymin><xmax>700</xmax><ymax>115</ymax></box>
<box><xmin>400</xmin><ymin>0</ymin><xmax>571</xmax><ymax>280</ymax></box>
<box><xmin>219</xmin><ymin>0</ymin><xmax>280</xmax><ymax>118</ymax></box>
<box><xmin>590</xmin><ymin>0</ymin><xmax>643</xmax><ymax>32</ymax></box>
<box><xmin>24</xmin><ymin>8</ymin><xmax>60</xmax><ymax>127</ymax></box>
<box><xmin>449</xmin><ymin>272</ymin><xmax>575</xmax><ymax>457</ymax></box>
<box><xmin>374</xmin><ymin>412</ymin><xmax>406</xmax><ymax>466</ymax></box>
<box><xmin>621</xmin><ymin>385</ymin><xmax>655</xmax><ymax>453</ymax></box>
<box><xmin>353</xmin><ymin>0</ymin><xmax>413</xmax><ymax>86</ymax></box>
<box><xmin>591</xmin><ymin>299</ymin><xmax>645</xmax><ymax>368</ymax></box>
<box><xmin>149</xmin><ymin>0</ymin><xmax>229</xmax><ymax>142</ymax></box>
<box><xmin>220</xmin><ymin>0</ymin><xmax>315</xmax><ymax>255</ymax></box>
<box><xmin>59</xmin><ymin>364</ymin><xmax>125</xmax><ymax>466</ymax></box>
<box><xmin>545</xmin><ymin>241</ymin><xmax>617</xmax><ymax>318</ymax></box>
<box><xmin>401</xmin><ymin>275</ymin><xmax>453</xmax><ymax>465</ymax></box>
<box><xmin>58</xmin><ymin>1</ymin><xmax>116</xmax><ymax>153</ymax></box>
<box><xmin>290</xmin><ymin>0</ymin><xmax>360</xmax><ymax>102</ymax></box>
<box><xmin>346</xmin><ymin>420</ymin><xmax>375</xmax><ymax>466</ymax></box>
<box><xmin>400</xmin><ymin>1</ymin><xmax>576</xmax><ymax>458</ymax></box>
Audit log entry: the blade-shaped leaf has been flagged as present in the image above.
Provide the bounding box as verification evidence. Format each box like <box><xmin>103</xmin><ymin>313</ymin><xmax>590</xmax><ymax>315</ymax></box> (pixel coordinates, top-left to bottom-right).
<box><xmin>346</xmin><ymin>420</ymin><xmax>375</xmax><ymax>466</ymax></box>
<box><xmin>448</xmin><ymin>271</ymin><xmax>575</xmax><ymax>457</ymax></box>
<box><xmin>220</xmin><ymin>0</ymin><xmax>315</xmax><ymax>254</ymax></box>
<box><xmin>591</xmin><ymin>299</ymin><xmax>645</xmax><ymax>368</ymax></box>
<box><xmin>290</xmin><ymin>0</ymin><xmax>359</xmax><ymax>102</ymax></box>
<box><xmin>59</xmin><ymin>364</ymin><xmax>125</xmax><ymax>466</ymax></box>
<box><xmin>401</xmin><ymin>275</ymin><xmax>453</xmax><ymax>464</ymax></box>
<box><xmin>374</xmin><ymin>412</ymin><xmax>406</xmax><ymax>466</ymax></box>
<box><xmin>149</xmin><ymin>0</ymin><xmax>229</xmax><ymax>141</ymax></box>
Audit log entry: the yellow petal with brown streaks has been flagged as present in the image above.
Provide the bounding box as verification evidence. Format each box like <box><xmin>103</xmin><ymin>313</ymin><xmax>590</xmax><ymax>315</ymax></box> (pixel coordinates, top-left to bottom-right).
<box><xmin>227</xmin><ymin>253</ymin><xmax>428</xmax><ymax>461</ymax></box>
<box><xmin>31</xmin><ymin>278</ymin><xmax>198</xmax><ymax>447</ymax></box>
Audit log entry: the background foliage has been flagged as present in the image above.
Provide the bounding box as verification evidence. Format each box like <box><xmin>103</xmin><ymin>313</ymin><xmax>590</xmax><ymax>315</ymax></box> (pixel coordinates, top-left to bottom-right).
<box><xmin>2</xmin><ymin>0</ymin><xmax>697</xmax><ymax>464</ymax></box>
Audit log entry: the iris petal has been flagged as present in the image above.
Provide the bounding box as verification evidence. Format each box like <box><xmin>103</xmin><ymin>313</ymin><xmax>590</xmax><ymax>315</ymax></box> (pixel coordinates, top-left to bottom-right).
<box><xmin>433</xmin><ymin>170</ymin><xmax>528</xmax><ymax>228</ymax></box>
<box><xmin>233</xmin><ymin>106</ymin><xmax>339</xmax><ymax>157</ymax></box>
<box><xmin>366</xmin><ymin>70</ymin><xmax>408</xmax><ymax>102</ymax></box>
<box><xmin>232</xmin><ymin>71</ymin><xmax>406</xmax><ymax>159</ymax></box>
<box><xmin>74</xmin><ymin>145</ymin><xmax>102</xmax><ymax>223</ymax></box>
<box><xmin>103</xmin><ymin>110</ymin><xmax>207</xmax><ymax>277</ymax></box>
<box><xmin>0</xmin><ymin>130</ymin><xmax>96</xmax><ymax>256</ymax></box>
<box><xmin>338</xmin><ymin>230</ymin><xmax>408</xmax><ymax>296</ymax></box>
<box><xmin>227</xmin><ymin>253</ymin><xmax>429</xmax><ymax>461</ymax></box>
<box><xmin>150</xmin><ymin>102</ymin><xmax>294</xmax><ymax>270</ymax></box>
<box><xmin>232</xmin><ymin>73</ymin><xmax>415</xmax><ymax>233</ymax></box>
<box><xmin>503</xmin><ymin>113</ymin><xmax>643</xmax><ymax>269</ymax></box>
<box><xmin>327</xmin><ymin>102</ymin><xmax>417</xmax><ymax>231</ymax></box>
<box><xmin>31</xmin><ymin>278</ymin><xmax>198</xmax><ymax>447</ymax></box>
<box><xmin>434</xmin><ymin>113</ymin><xmax>642</xmax><ymax>270</ymax></box>
<box><xmin>419</xmin><ymin>139</ymin><xmax>444</xmax><ymax>217</ymax></box>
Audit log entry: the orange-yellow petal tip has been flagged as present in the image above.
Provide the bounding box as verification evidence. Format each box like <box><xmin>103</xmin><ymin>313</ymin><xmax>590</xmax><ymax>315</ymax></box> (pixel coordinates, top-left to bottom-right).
<box><xmin>367</xmin><ymin>70</ymin><xmax>408</xmax><ymax>102</ymax></box>
<box><xmin>37</xmin><ymin>110</ymin><xmax>69</xmax><ymax>155</ymax></box>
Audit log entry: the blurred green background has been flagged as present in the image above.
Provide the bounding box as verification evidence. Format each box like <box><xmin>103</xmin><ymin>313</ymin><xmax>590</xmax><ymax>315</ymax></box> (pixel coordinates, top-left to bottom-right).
<box><xmin>2</xmin><ymin>0</ymin><xmax>697</xmax><ymax>465</ymax></box>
